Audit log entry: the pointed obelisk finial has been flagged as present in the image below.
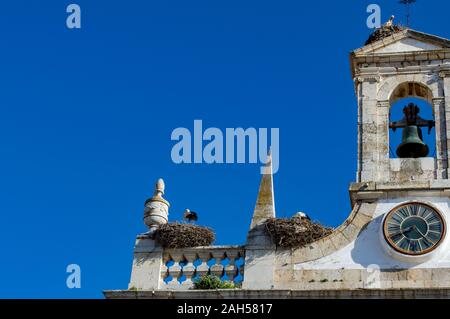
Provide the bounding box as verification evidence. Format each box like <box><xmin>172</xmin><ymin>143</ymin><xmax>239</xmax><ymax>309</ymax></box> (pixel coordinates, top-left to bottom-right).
<box><xmin>249</xmin><ymin>150</ymin><xmax>275</xmax><ymax>230</ymax></box>
<box><xmin>243</xmin><ymin>152</ymin><xmax>276</xmax><ymax>289</ymax></box>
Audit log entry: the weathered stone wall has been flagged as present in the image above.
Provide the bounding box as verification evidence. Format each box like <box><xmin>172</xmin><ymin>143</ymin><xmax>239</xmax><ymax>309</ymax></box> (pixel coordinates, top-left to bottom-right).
<box><xmin>272</xmin><ymin>269</ymin><xmax>450</xmax><ymax>290</ymax></box>
<box><xmin>389</xmin><ymin>158</ymin><xmax>436</xmax><ymax>182</ymax></box>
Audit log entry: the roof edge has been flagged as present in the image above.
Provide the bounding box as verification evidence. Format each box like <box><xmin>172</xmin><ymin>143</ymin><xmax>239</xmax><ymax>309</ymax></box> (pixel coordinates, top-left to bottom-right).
<box><xmin>353</xmin><ymin>29</ymin><xmax>450</xmax><ymax>55</ymax></box>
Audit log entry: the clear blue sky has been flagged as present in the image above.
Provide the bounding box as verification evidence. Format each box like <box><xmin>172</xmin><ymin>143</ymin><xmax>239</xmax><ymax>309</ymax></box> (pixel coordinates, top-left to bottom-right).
<box><xmin>0</xmin><ymin>0</ymin><xmax>449</xmax><ymax>298</ymax></box>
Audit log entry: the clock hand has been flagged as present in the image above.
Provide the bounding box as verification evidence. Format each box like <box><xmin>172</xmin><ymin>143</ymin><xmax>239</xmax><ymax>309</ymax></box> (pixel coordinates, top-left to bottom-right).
<box><xmin>413</xmin><ymin>225</ymin><xmax>428</xmax><ymax>239</ymax></box>
<box><xmin>390</xmin><ymin>226</ymin><xmax>413</xmax><ymax>237</ymax></box>
<box><xmin>404</xmin><ymin>226</ymin><xmax>413</xmax><ymax>233</ymax></box>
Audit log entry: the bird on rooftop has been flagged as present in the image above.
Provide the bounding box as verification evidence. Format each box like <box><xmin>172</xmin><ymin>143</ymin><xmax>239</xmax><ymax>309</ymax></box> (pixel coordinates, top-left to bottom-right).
<box><xmin>183</xmin><ymin>209</ymin><xmax>198</xmax><ymax>223</ymax></box>
<box><xmin>384</xmin><ymin>15</ymin><xmax>395</xmax><ymax>27</ymax></box>
<box><xmin>293</xmin><ymin>212</ymin><xmax>311</xmax><ymax>221</ymax></box>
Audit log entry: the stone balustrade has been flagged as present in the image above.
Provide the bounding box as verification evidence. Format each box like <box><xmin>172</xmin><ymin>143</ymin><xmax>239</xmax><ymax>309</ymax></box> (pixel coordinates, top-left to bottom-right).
<box><xmin>160</xmin><ymin>246</ymin><xmax>245</xmax><ymax>290</ymax></box>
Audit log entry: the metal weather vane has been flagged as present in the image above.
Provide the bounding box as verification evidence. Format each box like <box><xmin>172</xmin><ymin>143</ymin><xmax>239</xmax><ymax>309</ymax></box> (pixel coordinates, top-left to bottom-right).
<box><xmin>399</xmin><ymin>0</ymin><xmax>417</xmax><ymax>27</ymax></box>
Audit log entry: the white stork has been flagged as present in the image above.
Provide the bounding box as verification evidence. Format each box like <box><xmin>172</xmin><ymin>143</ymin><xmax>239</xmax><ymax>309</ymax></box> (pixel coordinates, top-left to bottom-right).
<box><xmin>183</xmin><ymin>209</ymin><xmax>198</xmax><ymax>223</ymax></box>
<box><xmin>293</xmin><ymin>212</ymin><xmax>311</xmax><ymax>221</ymax></box>
<box><xmin>384</xmin><ymin>15</ymin><xmax>395</xmax><ymax>27</ymax></box>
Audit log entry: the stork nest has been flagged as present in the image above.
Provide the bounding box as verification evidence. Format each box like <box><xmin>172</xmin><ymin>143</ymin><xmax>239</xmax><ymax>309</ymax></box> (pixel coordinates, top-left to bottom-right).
<box><xmin>264</xmin><ymin>217</ymin><xmax>333</xmax><ymax>248</ymax></box>
<box><xmin>365</xmin><ymin>24</ymin><xmax>404</xmax><ymax>46</ymax></box>
<box><xmin>155</xmin><ymin>223</ymin><xmax>215</xmax><ymax>248</ymax></box>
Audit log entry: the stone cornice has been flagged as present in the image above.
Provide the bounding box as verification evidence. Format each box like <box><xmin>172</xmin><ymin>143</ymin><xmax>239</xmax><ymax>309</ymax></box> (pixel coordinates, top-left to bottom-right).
<box><xmin>355</xmin><ymin>75</ymin><xmax>380</xmax><ymax>83</ymax></box>
<box><xmin>353</xmin><ymin>64</ymin><xmax>446</xmax><ymax>81</ymax></box>
<box><xmin>104</xmin><ymin>288</ymin><xmax>450</xmax><ymax>299</ymax></box>
<box><xmin>377</xmin><ymin>100</ymin><xmax>390</xmax><ymax>108</ymax></box>
<box><xmin>350</xmin><ymin>49</ymin><xmax>450</xmax><ymax>79</ymax></box>
<box><xmin>353</xmin><ymin>49</ymin><xmax>450</xmax><ymax>61</ymax></box>
<box><xmin>440</xmin><ymin>70</ymin><xmax>450</xmax><ymax>78</ymax></box>
<box><xmin>432</xmin><ymin>97</ymin><xmax>445</xmax><ymax>104</ymax></box>
<box><xmin>349</xmin><ymin>181</ymin><xmax>450</xmax><ymax>207</ymax></box>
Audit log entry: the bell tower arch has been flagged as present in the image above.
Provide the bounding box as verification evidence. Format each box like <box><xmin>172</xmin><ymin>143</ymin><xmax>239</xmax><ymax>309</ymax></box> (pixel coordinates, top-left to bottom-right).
<box><xmin>351</xmin><ymin>29</ymin><xmax>450</xmax><ymax>183</ymax></box>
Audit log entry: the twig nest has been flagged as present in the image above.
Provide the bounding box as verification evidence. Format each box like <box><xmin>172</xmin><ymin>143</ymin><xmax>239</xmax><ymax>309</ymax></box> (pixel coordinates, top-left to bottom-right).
<box><xmin>155</xmin><ymin>222</ymin><xmax>215</xmax><ymax>248</ymax></box>
<box><xmin>365</xmin><ymin>24</ymin><xmax>404</xmax><ymax>46</ymax></box>
<box><xmin>264</xmin><ymin>217</ymin><xmax>333</xmax><ymax>248</ymax></box>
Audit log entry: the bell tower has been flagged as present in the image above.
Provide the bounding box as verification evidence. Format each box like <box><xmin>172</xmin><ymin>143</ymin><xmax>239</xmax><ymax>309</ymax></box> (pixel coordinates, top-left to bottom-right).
<box><xmin>351</xmin><ymin>28</ymin><xmax>450</xmax><ymax>183</ymax></box>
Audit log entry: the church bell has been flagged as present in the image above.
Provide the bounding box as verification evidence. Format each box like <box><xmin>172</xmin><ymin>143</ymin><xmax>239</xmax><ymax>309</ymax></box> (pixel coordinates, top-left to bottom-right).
<box><xmin>390</xmin><ymin>103</ymin><xmax>435</xmax><ymax>159</ymax></box>
<box><xmin>396</xmin><ymin>125</ymin><xmax>429</xmax><ymax>158</ymax></box>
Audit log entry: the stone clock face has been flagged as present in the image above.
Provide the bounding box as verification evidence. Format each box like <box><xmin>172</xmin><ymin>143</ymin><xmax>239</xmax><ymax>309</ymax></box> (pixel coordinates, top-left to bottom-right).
<box><xmin>383</xmin><ymin>203</ymin><xmax>446</xmax><ymax>256</ymax></box>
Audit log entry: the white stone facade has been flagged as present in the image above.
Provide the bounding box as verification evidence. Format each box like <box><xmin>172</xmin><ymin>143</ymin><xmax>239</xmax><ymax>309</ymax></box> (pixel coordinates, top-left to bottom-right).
<box><xmin>105</xmin><ymin>29</ymin><xmax>450</xmax><ymax>299</ymax></box>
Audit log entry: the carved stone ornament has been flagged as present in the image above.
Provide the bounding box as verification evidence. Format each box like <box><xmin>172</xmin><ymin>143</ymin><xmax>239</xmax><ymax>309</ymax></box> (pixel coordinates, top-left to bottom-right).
<box><xmin>143</xmin><ymin>178</ymin><xmax>170</xmax><ymax>230</ymax></box>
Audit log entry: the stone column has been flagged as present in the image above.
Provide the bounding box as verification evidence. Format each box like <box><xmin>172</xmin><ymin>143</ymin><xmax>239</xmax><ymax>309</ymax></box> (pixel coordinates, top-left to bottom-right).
<box><xmin>441</xmin><ymin>71</ymin><xmax>450</xmax><ymax>179</ymax></box>
<box><xmin>355</xmin><ymin>78</ymin><xmax>362</xmax><ymax>182</ymax></box>
<box><xmin>432</xmin><ymin>97</ymin><xmax>448</xmax><ymax>179</ymax></box>
<box><xmin>358</xmin><ymin>77</ymin><xmax>379</xmax><ymax>182</ymax></box>
<box><xmin>377</xmin><ymin>100</ymin><xmax>390</xmax><ymax>182</ymax></box>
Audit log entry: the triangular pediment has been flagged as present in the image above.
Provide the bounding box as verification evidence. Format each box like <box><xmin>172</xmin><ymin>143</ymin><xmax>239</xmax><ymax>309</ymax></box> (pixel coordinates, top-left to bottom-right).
<box><xmin>373</xmin><ymin>37</ymin><xmax>442</xmax><ymax>53</ymax></box>
<box><xmin>354</xmin><ymin>29</ymin><xmax>450</xmax><ymax>55</ymax></box>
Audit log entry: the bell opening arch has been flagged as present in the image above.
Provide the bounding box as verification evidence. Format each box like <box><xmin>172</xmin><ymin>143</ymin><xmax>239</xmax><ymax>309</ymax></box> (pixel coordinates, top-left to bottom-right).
<box><xmin>389</xmin><ymin>82</ymin><xmax>433</xmax><ymax>106</ymax></box>
<box><xmin>388</xmin><ymin>86</ymin><xmax>436</xmax><ymax>160</ymax></box>
<box><xmin>380</xmin><ymin>80</ymin><xmax>448</xmax><ymax>181</ymax></box>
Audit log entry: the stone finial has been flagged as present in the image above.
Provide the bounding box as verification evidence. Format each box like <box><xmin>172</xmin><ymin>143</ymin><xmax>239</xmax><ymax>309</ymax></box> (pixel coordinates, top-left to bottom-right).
<box><xmin>249</xmin><ymin>152</ymin><xmax>276</xmax><ymax>230</ymax></box>
<box><xmin>143</xmin><ymin>178</ymin><xmax>170</xmax><ymax>233</ymax></box>
<box><xmin>154</xmin><ymin>178</ymin><xmax>165</xmax><ymax>196</ymax></box>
